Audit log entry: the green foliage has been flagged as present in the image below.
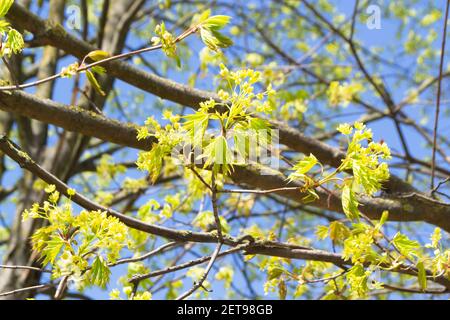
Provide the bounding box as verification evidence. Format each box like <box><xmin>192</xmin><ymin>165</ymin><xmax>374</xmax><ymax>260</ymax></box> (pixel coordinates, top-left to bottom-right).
<box><xmin>215</xmin><ymin>265</ymin><xmax>234</xmax><ymax>289</ymax></box>
<box><xmin>86</xmin><ymin>70</ymin><xmax>106</xmax><ymax>96</ymax></box>
<box><xmin>392</xmin><ymin>232</ymin><xmax>420</xmax><ymax>260</ymax></box>
<box><xmin>327</xmin><ymin>81</ymin><xmax>364</xmax><ymax>107</ymax></box>
<box><xmin>0</xmin><ymin>1</ymin><xmax>24</xmax><ymax>58</ymax></box>
<box><xmin>288</xmin><ymin>154</ymin><xmax>318</xmax><ymax>183</ymax></box>
<box><xmin>90</xmin><ymin>256</ymin><xmax>111</xmax><ymax>289</ymax></box>
<box><xmin>85</xmin><ymin>50</ymin><xmax>110</xmax><ymax>62</ymax></box>
<box><xmin>96</xmin><ymin>154</ymin><xmax>127</xmax><ymax>187</ymax></box>
<box><xmin>136</xmin><ymin>64</ymin><xmax>276</xmax><ymax>178</ymax></box>
<box><xmin>60</xmin><ymin>62</ymin><xmax>79</xmax><ymax>78</ymax></box>
<box><xmin>193</xmin><ymin>210</ymin><xmax>230</xmax><ymax>233</ymax></box>
<box><xmin>192</xmin><ymin>10</ymin><xmax>233</xmax><ymax>51</ymax></box>
<box><xmin>10</xmin><ymin>2</ymin><xmax>450</xmax><ymax>301</ymax></box>
<box><xmin>136</xmin><ymin>115</ymin><xmax>182</xmax><ymax>182</ymax></box>
<box><xmin>341</xmin><ymin>182</ymin><xmax>360</xmax><ymax>221</ymax></box>
<box><xmin>23</xmin><ymin>188</ymin><xmax>128</xmax><ymax>291</ymax></box>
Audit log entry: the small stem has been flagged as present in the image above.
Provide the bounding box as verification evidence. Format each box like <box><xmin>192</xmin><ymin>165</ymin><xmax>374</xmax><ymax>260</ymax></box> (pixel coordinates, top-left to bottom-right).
<box><xmin>211</xmin><ymin>171</ymin><xmax>224</xmax><ymax>243</ymax></box>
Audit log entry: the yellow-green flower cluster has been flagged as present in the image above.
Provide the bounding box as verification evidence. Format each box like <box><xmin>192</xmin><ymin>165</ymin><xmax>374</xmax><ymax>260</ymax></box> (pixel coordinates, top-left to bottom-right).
<box><xmin>339</xmin><ymin>122</ymin><xmax>391</xmax><ymax>195</ymax></box>
<box><xmin>23</xmin><ymin>188</ymin><xmax>128</xmax><ymax>290</ymax></box>
<box><xmin>219</xmin><ymin>63</ymin><xmax>276</xmax><ymax>115</ymax></box>
<box><xmin>327</xmin><ymin>81</ymin><xmax>364</xmax><ymax>107</ymax></box>
<box><xmin>152</xmin><ymin>22</ymin><xmax>179</xmax><ymax>66</ymax></box>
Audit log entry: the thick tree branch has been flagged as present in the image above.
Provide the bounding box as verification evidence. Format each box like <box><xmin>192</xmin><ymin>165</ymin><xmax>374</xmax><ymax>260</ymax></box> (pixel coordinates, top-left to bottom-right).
<box><xmin>0</xmin><ymin>91</ymin><xmax>449</xmax><ymax>232</ymax></box>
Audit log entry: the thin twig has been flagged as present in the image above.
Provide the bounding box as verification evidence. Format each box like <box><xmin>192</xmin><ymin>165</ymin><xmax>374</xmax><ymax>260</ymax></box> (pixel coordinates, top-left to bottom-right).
<box><xmin>190</xmin><ymin>166</ymin><xmax>213</xmax><ymax>192</ymax></box>
<box><xmin>129</xmin><ymin>244</ymin><xmax>248</xmax><ymax>284</ymax></box>
<box><xmin>350</xmin><ymin>0</ymin><xmax>360</xmax><ymax>41</ymax></box>
<box><xmin>431</xmin><ymin>176</ymin><xmax>450</xmax><ymax>196</ymax></box>
<box><xmin>211</xmin><ymin>171</ymin><xmax>223</xmax><ymax>243</ymax></box>
<box><xmin>431</xmin><ymin>0</ymin><xmax>450</xmax><ymax>190</ymax></box>
<box><xmin>54</xmin><ymin>275</ymin><xmax>69</xmax><ymax>300</ymax></box>
<box><xmin>175</xmin><ymin>243</ymin><xmax>222</xmax><ymax>300</ymax></box>
<box><xmin>0</xmin><ymin>26</ymin><xmax>198</xmax><ymax>92</ymax></box>
<box><xmin>0</xmin><ymin>284</ymin><xmax>52</xmax><ymax>297</ymax></box>
<box><xmin>0</xmin><ymin>264</ymin><xmax>51</xmax><ymax>273</ymax></box>
<box><xmin>220</xmin><ymin>186</ymin><xmax>302</xmax><ymax>194</ymax></box>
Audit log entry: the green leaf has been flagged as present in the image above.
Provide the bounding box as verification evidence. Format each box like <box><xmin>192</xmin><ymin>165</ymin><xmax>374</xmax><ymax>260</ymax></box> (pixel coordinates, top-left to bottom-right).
<box><xmin>267</xmin><ymin>265</ymin><xmax>284</xmax><ymax>280</ymax></box>
<box><xmin>302</xmin><ymin>188</ymin><xmax>319</xmax><ymax>203</ymax></box>
<box><xmin>86</xmin><ymin>50</ymin><xmax>110</xmax><ymax>62</ymax></box>
<box><xmin>315</xmin><ymin>225</ymin><xmax>329</xmax><ymax>240</ymax></box>
<box><xmin>91</xmin><ymin>65</ymin><xmax>106</xmax><ymax>75</ymax></box>
<box><xmin>0</xmin><ymin>0</ymin><xmax>14</xmax><ymax>18</ymax></box>
<box><xmin>201</xmin><ymin>135</ymin><xmax>233</xmax><ymax>174</ymax></box>
<box><xmin>0</xmin><ymin>19</ymin><xmax>9</xmax><ymax>34</ymax></box>
<box><xmin>183</xmin><ymin>111</ymin><xmax>209</xmax><ymax>145</ymax></box>
<box><xmin>199</xmin><ymin>28</ymin><xmax>233</xmax><ymax>52</ymax></box>
<box><xmin>5</xmin><ymin>28</ymin><xmax>24</xmax><ymax>56</ymax></box>
<box><xmin>191</xmin><ymin>9</ymin><xmax>211</xmax><ymax>26</ymax></box>
<box><xmin>341</xmin><ymin>182</ymin><xmax>360</xmax><ymax>221</ymax></box>
<box><xmin>210</xmin><ymin>29</ymin><xmax>233</xmax><ymax>47</ymax></box>
<box><xmin>374</xmin><ymin>210</ymin><xmax>389</xmax><ymax>233</ymax></box>
<box><xmin>379</xmin><ymin>210</ymin><xmax>389</xmax><ymax>226</ymax></box>
<box><xmin>392</xmin><ymin>232</ymin><xmax>420</xmax><ymax>259</ymax></box>
<box><xmin>41</xmin><ymin>235</ymin><xmax>65</xmax><ymax>265</ymax></box>
<box><xmin>203</xmin><ymin>15</ymin><xmax>231</xmax><ymax>30</ymax></box>
<box><xmin>329</xmin><ymin>221</ymin><xmax>350</xmax><ymax>242</ymax></box>
<box><xmin>86</xmin><ymin>70</ymin><xmax>106</xmax><ymax>96</ymax></box>
<box><xmin>90</xmin><ymin>256</ymin><xmax>111</xmax><ymax>288</ymax></box>
<box><xmin>417</xmin><ymin>261</ymin><xmax>427</xmax><ymax>291</ymax></box>
<box><xmin>288</xmin><ymin>154</ymin><xmax>318</xmax><ymax>181</ymax></box>
<box><xmin>200</xmin><ymin>28</ymin><xmax>220</xmax><ymax>51</ymax></box>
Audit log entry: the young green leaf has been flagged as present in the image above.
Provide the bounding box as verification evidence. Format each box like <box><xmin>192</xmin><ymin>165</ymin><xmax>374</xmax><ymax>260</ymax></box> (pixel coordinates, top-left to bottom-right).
<box><xmin>416</xmin><ymin>261</ymin><xmax>427</xmax><ymax>291</ymax></box>
<box><xmin>86</xmin><ymin>70</ymin><xmax>106</xmax><ymax>96</ymax></box>
<box><xmin>90</xmin><ymin>256</ymin><xmax>111</xmax><ymax>289</ymax></box>
<box><xmin>341</xmin><ymin>182</ymin><xmax>360</xmax><ymax>221</ymax></box>
<box><xmin>202</xmin><ymin>15</ymin><xmax>232</xmax><ymax>30</ymax></box>
<box><xmin>85</xmin><ymin>50</ymin><xmax>110</xmax><ymax>62</ymax></box>
<box><xmin>41</xmin><ymin>235</ymin><xmax>65</xmax><ymax>265</ymax></box>
<box><xmin>91</xmin><ymin>65</ymin><xmax>106</xmax><ymax>75</ymax></box>
<box><xmin>4</xmin><ymin>28</ymin><xmax>24</xmax><ymax>56</ymax></box>
<box><xmin>392</xmin><ymin>232</ymin><xmax>420</xmax><ymax>259</ymax></box>
<box><xmin>288</xmin><ymin>154</ymin><xmax>318</xmax><ymax>182</ymax></box>
<box><xmin>197</xmin><ymin>13</ymin><xmax>233</xmax><ymax>52</ymax></box>
<box><xmin>0</xmin><ymin>0</ymin><xmax>14</xmax><ymax>18</ymax></box>
<box><xmin>191</xmin><ymin>9</ymin><xmax>211</xmax><ymax>26</ymax></box>
<box><xmin>0</xmin><ymin>19</ymin><xmax>9</xmax><ymax>34</ymax></box>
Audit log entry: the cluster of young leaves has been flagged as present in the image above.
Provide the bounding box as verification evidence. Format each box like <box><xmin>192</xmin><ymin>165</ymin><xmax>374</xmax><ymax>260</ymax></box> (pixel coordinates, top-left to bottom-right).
<box><xmin>0</xmin><ymin>0</ymin><xmax>24</xmax><ymax>58</ymax></box>
<box><xmin>136</xmin><ymin>112</ymin><xmax>183</xmax><ymax>183</ymax></box>
<box><xmin>326</xmin><ymin>81</ymin><xmax>364</xmax><ymax>107</ymax></box>
<box><xmin>316</xmin><ymin>213</ymin><xmax>450</xmax><ymax>298</ymax></box>
<box><xmin>191</xmin><ymin>10</ymin><xmax>233</xmax><ymax>52</ymax></box>
<box><xmin>22</xmin><ymin>185</ymin><xmax>129</xmax><ymax>290</ymax></box>
<box><xmin>270</xmin><ymin>121</ymin><xmax>392</xmax><ymax>298</ymax></box>
<box><xmin>287</xmin><ymin>123</ymin><xmax>450</xmax><ymax>298</ymax></box>
<box><xmin>151</xmin><ymin>22</ymin><xmax>180</xmax><ymax>67</ymax></box>
<box><xmin>61</xmin><ymin>50</ymin><xmax>109</xmax><ymax>96</ymax></box>
<box><xmin>137</xmin><ymin>64</ymin><xmax>277</xmax><ymax>179</ymax></box>
<box><xmin>337</xmin><ymin>122</ymin><xmax>391</xmax><ymax>220</ymax></box>
<box><xmin>151</xmin><ymin>10</ymin><xmax>232</xmax><ymax>67</ymax></box>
